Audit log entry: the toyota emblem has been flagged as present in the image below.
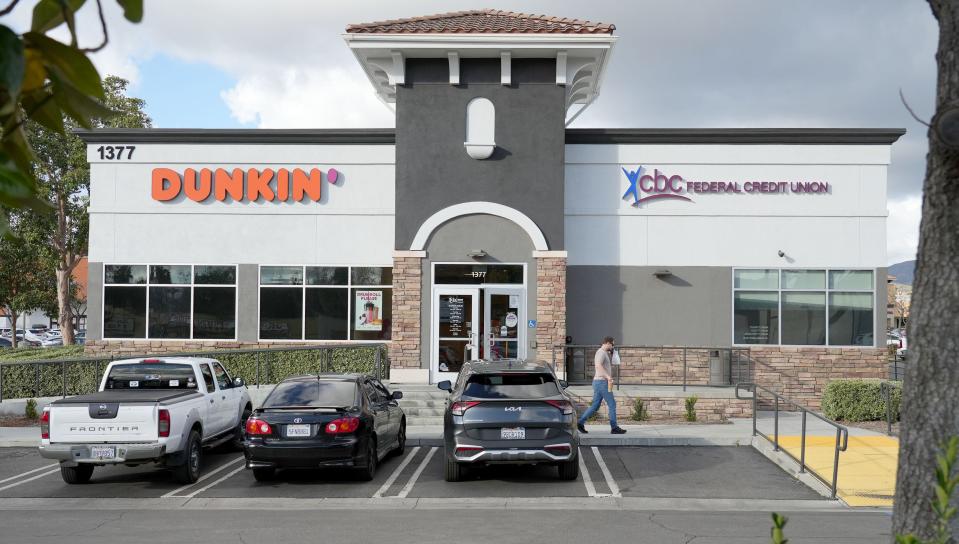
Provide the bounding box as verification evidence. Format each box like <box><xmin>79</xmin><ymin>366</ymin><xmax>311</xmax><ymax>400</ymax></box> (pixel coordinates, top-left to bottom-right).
<box><xmin>99</xmin><ymin>404</ymin><xmax>107</xmax><ymax>410</ymax></box>
<box><xmin>293</xmin><ymin>417</ymin><xmax>303</xmax><ymax>424</ymax></box>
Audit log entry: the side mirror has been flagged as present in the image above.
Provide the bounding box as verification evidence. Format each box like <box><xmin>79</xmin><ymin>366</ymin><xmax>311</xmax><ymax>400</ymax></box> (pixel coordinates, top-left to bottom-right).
<box><xmin>559</xmin><ymin>380</ymin><xmax>569</xmax><ymax>389</ymax></box>
<box><xmin>233</xmin><ymin>377</ymin><xmax>245</xmax><ymax>388</ymax></box>
<box><xmin>392</xmin><ymin>391</ymin><xmax>403</xmax><ymax>400</ymax></box>
<box><xmin>437</xmin><ymin>380</ymin><xmax>452</xmax><ymax>392</ymax></box>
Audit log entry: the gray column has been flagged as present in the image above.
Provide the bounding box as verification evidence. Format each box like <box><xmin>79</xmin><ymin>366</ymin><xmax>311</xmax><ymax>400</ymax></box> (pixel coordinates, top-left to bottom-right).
<box><xmin>236</xmin><ymin>264</ymin><xmax>259</xmax><ymax>342</ymax></box>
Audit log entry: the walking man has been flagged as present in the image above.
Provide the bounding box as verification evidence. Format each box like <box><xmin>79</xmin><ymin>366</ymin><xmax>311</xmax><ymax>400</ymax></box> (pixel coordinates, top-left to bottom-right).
<box><xmin>577</xmin><ymin>336</ymin><xmax>627</xmax><ymax>435</ymax></box>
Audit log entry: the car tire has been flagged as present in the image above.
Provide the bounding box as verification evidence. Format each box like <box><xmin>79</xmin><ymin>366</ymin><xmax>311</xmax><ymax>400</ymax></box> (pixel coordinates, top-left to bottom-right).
<box><xmin>60</xmin><ymin>464</ymin><xmax>94</xmax><ymax>484</ymax></box>
<box><xmin>252</xmin><ymin>468</ymin><xmax>275</xmax><ymax>482</ymax></box>
<box><xmin>232</xmin><ymin>406</ymin><xmax>252</xmax><ymax>451</ymax></box>
<box><xmin>391</xmin><ymin>420</ymin><xmax>406</xmax><ymax>456</ymax></box>
<box><xmin>173</xmin><ymin>429</ymin><xmax>202</xmax><ymax>484</ymax></box>
<box><xmin>356</xmin><ymin>436</ymin><xmax>377</xmax><ymax>481</ymax></box>
<box><xmin>444</xmin><ymin>457</ymin><xmax>463</xmax><ymax>482</ymax></box>
<box><xmin>558</xmin><ymin>459</ymin><xmax>579</xmax><ymax>481</ymax></box>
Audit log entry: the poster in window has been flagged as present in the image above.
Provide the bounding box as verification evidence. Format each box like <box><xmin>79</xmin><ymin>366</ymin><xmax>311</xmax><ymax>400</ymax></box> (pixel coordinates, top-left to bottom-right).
<box><xmin>355</xmin><ymin>290</ymin><xmax>383</xmax><ymax>331</ymax></box>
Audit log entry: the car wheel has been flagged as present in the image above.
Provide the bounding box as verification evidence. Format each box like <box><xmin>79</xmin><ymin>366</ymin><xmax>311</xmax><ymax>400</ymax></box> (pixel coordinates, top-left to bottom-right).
<box><xmin>392</xmin><ymin>420</ymin><xmax>406</xmax><ymax>456</ymax></box>
<box><xmin>173</xmin><ymin>429</ymin><xmax>202</xmax><ymax>484</ymax></box>
<box><xmin>252</xmin><ymin>467</ymin><xmax>275</xmax><ymax>482</ymax></box>
<box><xmin>558</xmin><ymin>459</ymin><xmax>579</xmax><ymax>481</ymax></box>
<box><xmin>444</xmin><ymin>457</ymin><xmax>462</xmax><ymax>482</ymax></box>
<box><xmin>357</xmin><ymin>437</ymin><xmax>377</xmax><ymax>481</ymax></box>
<box><xmin>60</xmin><ymin>464</ymin><xmax>94</xmax><ymax>484</ymax></box>
<box><xmin>232</xmin><ymin>406</ymin><xmax>252</xmax><ymax>451</ymax></box>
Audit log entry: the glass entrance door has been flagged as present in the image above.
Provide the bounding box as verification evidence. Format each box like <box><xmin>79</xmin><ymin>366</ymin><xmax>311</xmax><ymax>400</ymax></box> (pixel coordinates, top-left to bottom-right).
<box><xmin>484</xmin><ymin>288</ymin><xmax>525</xmax><ymax>361</ymax></box>
<box><xmin>432</xmin><ymin>288</ymin><xmax>479</xmax><ymax>383</ymax></box>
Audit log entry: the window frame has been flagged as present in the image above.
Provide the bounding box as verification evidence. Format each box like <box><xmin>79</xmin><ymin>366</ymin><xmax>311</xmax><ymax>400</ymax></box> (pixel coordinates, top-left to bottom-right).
<box><xmin>102</xmin><ymin>263</ymin><xmax>238</xmax><ymax>341</ymax></box>
<box><xmin>731</xmin><ymin>267</ymin><xmax>876</xmax><ymax>348</ymax></box>
<box><xmin>257</xmin><ymin>264</ymin><xmax>393</xmax><ymax>343</ymax></box>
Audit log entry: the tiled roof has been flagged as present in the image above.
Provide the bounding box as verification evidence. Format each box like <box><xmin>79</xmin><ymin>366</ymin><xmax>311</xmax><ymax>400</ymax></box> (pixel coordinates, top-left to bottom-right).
<box><xmin>346</xmin><ymin>9</ymin><xmax>614</xmax><ymax>35</ymax></box>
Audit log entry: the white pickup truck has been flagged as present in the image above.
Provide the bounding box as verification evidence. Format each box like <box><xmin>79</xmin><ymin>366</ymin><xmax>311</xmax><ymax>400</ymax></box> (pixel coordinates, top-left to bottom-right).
<box><xmin>39</xmin><ymin>357</ymin><xmax>252</xmax><ymax>484</ymax></box>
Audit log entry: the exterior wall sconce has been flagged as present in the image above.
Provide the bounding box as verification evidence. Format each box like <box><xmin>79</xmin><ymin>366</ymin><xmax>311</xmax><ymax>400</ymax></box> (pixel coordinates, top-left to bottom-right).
<box><xmin>467</xmin><ymin>249</ymin><xmax>488</xmax><ymax>259</ymax></box>
<box><xmin>653</xmin><ymin>269</ymin><xmax>672</xmax><ymax>278</ymax></box>
<box><xmin>464</xmin><ymin>97</ymin><xmax>495</xmax><ymax>159</ymax></box>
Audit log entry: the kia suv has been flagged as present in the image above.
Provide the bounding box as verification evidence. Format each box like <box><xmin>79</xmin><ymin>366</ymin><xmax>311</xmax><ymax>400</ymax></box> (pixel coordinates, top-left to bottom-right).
<box><xmin>437</xmin><ymin>360</ymin><xmax>579</xmax><ymax>482</ymax></box>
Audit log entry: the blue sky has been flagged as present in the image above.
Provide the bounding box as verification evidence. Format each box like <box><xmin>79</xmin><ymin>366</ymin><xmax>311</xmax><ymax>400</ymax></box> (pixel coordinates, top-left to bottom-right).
<box><xmin>133</xmin><ymin>55</ymin><xmax>242</xmax><ymax>128</ymax></box>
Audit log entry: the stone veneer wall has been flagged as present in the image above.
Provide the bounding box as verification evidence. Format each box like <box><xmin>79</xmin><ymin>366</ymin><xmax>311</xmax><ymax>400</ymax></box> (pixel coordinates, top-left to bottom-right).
<box><xmin>389</xmin><ymin>252</ymin><xmax>423</xmax><ymax>369</ymax></box>
<box><xmin>83</xmin><ymin>340</ymin><xmax>352</xmax><ymax>356</ymax></box>
<box><xmin>535</xmin><ymin>254</ymin><xmax>567</xmax><ymax>369</ymax></box>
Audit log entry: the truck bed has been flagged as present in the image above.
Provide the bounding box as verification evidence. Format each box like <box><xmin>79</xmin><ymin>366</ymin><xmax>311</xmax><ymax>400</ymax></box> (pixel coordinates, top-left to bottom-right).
<box><xmin>51</xmin><ymin>389</ymin><xmax>202</xmax><ymax>405</ymax></box>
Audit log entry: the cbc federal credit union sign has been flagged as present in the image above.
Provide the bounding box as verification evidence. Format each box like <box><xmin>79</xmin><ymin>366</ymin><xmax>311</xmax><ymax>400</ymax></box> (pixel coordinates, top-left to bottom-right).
<box><xmin>622</xmin><ymin>166</ymin><xmax>830</xmax><ymax>207</ymax></box>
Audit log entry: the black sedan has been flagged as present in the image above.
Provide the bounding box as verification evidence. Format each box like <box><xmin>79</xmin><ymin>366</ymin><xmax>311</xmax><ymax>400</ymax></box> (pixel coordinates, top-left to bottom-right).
<box><xmin>243</xmin><ymin>374</ymin><xmax>405</xmax><ymax>481</ymax></box>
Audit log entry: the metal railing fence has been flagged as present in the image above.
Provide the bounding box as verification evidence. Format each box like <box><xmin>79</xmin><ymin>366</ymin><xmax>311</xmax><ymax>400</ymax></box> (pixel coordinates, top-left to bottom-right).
<box><xmin>736</xmin><ymin>382</ymin><xmax>848</xmax><ymax>499</ymax></box>
<box><xmin>551</xmin><ymin>344</ymin><xmax>753</xmax><ymax>390</ymax></box>
<box><xmin>0</xmin><ymin>343</ymin><xmax>389</xmax><ymax>402</ymax></box>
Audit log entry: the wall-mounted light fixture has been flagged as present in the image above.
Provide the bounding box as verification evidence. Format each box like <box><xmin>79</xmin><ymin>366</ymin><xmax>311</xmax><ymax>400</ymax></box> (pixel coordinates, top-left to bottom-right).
<box><xmin>778</xmin><ymin>250</ymin><xmax>786</xmax><ymax>258</ymax></box>
<box><xmin>652</xmin><ymin>269</ymin><xmax>672</xmax><ymax>278</ymax></box>
<box><xmin>467</xmin><ymin>249</ymin><xmax>488</xmax><ymax>259</ymax></box>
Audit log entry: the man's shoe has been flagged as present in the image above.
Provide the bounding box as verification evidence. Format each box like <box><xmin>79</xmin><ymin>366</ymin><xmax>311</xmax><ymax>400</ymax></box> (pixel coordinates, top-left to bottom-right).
<box><xmin>577</xmin><ymin>423</ymin><xmax>588</xmax><ymax>434</ymax></box>
<box><xmin>610</xmin><ymin>426</ymin><xmax>627</xmax><ymax>434</ymax></box>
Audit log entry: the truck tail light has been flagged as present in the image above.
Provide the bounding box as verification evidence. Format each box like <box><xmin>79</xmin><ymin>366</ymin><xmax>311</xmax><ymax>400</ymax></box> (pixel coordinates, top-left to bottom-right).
<box><xmin>450</xmin><ymin>401</ymin><xmax>481</xmax><ymax>416</ymax></box>
<box><xmin>544</xmin><ymin>400</ymin><xmax>574</xmax><ymax>415</ymax></box>
<box><xmin>325</xmin><ymin>417</ymin><xmax>360</xmax><ymax>434</ymax></box>
<box><xmin>158</xmin><ymin>409</ymin><xmax>171</xmax><ymax>437</ymax></box>
<box><xmin>246</xmin><ymin>418</ymin><xmax>272</xmax><ymax>436</ymax></box>
<box><xmin>40</xmin><ymin>409</ymin><xmax>50</xmax><ymax>440</ymax></box>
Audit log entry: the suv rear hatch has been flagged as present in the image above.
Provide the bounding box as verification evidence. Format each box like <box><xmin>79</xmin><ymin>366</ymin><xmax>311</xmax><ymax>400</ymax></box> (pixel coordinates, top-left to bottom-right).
<box><xmin>457</xmin><ymin>372</ymin><xmax>572</xmax><ymax>441</ymax></box>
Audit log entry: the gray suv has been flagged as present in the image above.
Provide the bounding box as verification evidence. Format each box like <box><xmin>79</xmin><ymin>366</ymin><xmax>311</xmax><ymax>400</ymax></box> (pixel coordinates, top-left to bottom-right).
<box><xmin>437</xmin><ymin>360</ymin><xmax>579</xmax><ymax>482</ymax></box>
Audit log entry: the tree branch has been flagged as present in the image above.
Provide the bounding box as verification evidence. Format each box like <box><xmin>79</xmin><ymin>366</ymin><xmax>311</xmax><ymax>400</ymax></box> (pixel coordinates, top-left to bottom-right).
<box><xmin>0</xmin><ymin>0</ymin><xmax>20</xmax><ymax>17</ymax></box>
<box><xmin>900</xmin><ymin>88</ymin><xmax>932</xmax><ymax>127</ymax></box>
<box><xmin>80</xmin><ymin>0</ymin><xmax>109</xmax><ymax>53</ymax></box>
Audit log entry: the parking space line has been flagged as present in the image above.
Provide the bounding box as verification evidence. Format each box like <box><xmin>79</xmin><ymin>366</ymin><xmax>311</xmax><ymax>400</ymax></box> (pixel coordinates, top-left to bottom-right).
<box><xmin>397</xmin><ymin>447</ymin><xmax>436</xmax><ymax>499</ymax></box>
<box><xmin>591</xmin><ymin>446</ymin><xmax>621</xmax><ymax>498</ymax></box>
<box><xmin>373</xmin><ymin>446</ymin><xmax>421</xmax><ymax>499</ymax></box>
<box><xmin>578</xmin><ymin>448</ymin><xmax>598</xmax><ymax>497</ymax></box>
<box><xmin>161</xmin><ymin>456</ymin><xmax>244</xmax><ymax>498</ymax></box>
<box><xmin>0</xmin><ymin>468</ymin><xmax>60</xmax><ymax>493</ymax></box>
<box><xmin>169</xmin><ymin>465</ymin><xmax>246</xmax><ymax>499</ymax></box>
<box><xmin>0</xmin><ymin>464</ymin><xmax>59</xmax><ymax>486</ymax></box>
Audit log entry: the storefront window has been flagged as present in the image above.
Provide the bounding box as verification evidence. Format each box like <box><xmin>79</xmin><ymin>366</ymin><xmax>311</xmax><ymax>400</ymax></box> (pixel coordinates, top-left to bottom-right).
<box><xmin>733</xmin><ymin>269</ymin><xmax>778</xmax><ymax>289</ymax></box>
<box><xmin>352</xmin><ymin>267</ymin><xmax>392</xmax><ymax>286</ymax></box>
<box><xmin>350</xmin><ymin>288</ymin><xmax>392</xmax><ymax>340</ymax></box>
<box><xmin>733</xmin><ymin>292</ymin><xmax>779</xmax><ymax>344</ymax></box>
<box><xmin>829</xmin><ymin>270</ymin><xmax>874</xmax><ymax>290</ymax></box>
<box><xmin>305</xmin><ymin>289</ymin><xmax>348</xmax><ymax>340</ymax></box>
<box><xmin>782</xmin><ymin>269</ymin><xmax>825</xmax><ymax>290</ymax></box>
<box><xmin>260</xmin><ymin>266</ymin><xmax>303</xmax><ymax>285</ymax></box>
<box><xmin>307</xmin><ymin>267</ymin><xmax>348</xmax><ymax>286</ymax></box>
<box><xmin>781</xmin><ymin>292</ymin><xmax>826</xmax><ymax>345</ymax></box>
<box><xmin>259</xmin><ymin>287</ymin><xmax>302</xmax><ymax>340</ymax></box>
<box><xmin>103</xmin><ymin>264</ymin><xmax>237</xmax><ymax>340</ymax></box>
<box><xmin>828</xmin><ymin>292</ymin><xmax>874</xmax><ymax>346</ymax></box>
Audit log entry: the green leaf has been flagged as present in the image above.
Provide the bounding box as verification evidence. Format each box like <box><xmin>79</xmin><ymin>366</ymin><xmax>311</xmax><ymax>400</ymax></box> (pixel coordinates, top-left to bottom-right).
<box><xmin>23</xmin><ymin>32</ymin><xmax>104</xmax><ymax>99</ymax></box>
<box><xmin>21</xmin><ymin>88</ymin><xmax>63</xmax><ymax>133</ymax></box>
<box><xmin>48</xmin><ymin>70</ymin><xmax>113</xmax><ymax>128</ymax></box>
<box><xmin>115</xmin><ymin>0</ymin><xmax>143</xmax><ymax>23</ymax></box>
<box><xmin>31</xmin><ymin>0</ymin><xmax>87</xmax><ymax>34</ymax></box>
<box><xmin>0</xmin><ymin>122</ymin><xmax>36</xmax><ymax>174</ymax></box>
<box><xmin>0</xmin><ymin>25</ymin><xmax>25</xmax><ymax>96</ymax></box>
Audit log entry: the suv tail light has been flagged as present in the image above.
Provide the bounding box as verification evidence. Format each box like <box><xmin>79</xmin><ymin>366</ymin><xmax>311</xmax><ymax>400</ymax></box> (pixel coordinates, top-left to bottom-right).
<box><xmin>450</xmin><ymin>401</ymin><xmax>481</xmax><ymax>416</ymax></box>
<box><xmin>545</xmin><ymin>444</ymin><xmax>572</xmax><ymax>456</ymax></box>
<box><xmin>158</xmin><ymin>409</ymin><xmax>171</xmax><ymax>437</ymax></box>
<box><xmin>455</xmin><ymin>445</ymin><xmax>483</xmax><ymax>456</ymax></box>
<box><xmin>40</xmin><ymin>409</ymin><xmax>50</xmax><ymax>440</ymax></box>
<box><xmin>544</xmin><ymin>400</ymin><xmax>574</xmax><ymax>415</ymax></box>
<box><xmin>325</xmin><ymin>417</ymin><xmax>360</xmax><ymax>434</ymax></box>
<box><xmin>246</xmin><ymin>418</ymin><xmax>272</xmax><ymax>436</ymax></box>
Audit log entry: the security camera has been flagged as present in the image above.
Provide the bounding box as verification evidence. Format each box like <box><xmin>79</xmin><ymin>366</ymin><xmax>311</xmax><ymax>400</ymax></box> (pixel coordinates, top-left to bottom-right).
<box><xmin>777</xmin><ymin>250</ymin><xmax>786</xmax><ymax>258</ymax></box>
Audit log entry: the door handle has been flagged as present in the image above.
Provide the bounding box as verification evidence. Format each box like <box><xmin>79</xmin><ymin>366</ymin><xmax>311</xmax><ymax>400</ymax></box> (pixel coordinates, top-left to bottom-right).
<box><xmin>222</xmin><ymin>396</ymin><xmax>226</xmax><ymax>400</ymax></box>
<box><xmin>209</xmin><ymin>399</ymin><xmax>214</xmax><ymax>404</ymax></box>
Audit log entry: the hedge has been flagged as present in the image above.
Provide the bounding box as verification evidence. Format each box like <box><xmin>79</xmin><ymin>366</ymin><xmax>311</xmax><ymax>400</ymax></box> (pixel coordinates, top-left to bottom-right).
<box><xmin>0</xmin><ymin>346</ymin><xmax>85</xmax><ymax>362</ymax></box>
<box><xmin>821</xmin><ymin>379</ymin><xmax>901</xmax><ymax>422</ymax></box>
<box><xmin>0</xmin><ymin>346</ymin><xmax>387</xmax><ymax>401</ymax></box>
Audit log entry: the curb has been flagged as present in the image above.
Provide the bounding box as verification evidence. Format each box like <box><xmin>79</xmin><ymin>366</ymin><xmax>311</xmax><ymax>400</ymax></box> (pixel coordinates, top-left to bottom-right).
<box><xmin>405</xmin><ymin>436</ymin><xmax>751</xmax><ymax>448</ymax></box>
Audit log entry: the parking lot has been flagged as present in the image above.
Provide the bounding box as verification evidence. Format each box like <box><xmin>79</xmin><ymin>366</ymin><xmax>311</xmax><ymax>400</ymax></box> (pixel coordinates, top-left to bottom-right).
<box><xmin>0</xmin><ymin>445</ymin><xmax>820</xmax><ymax>501</ymax></box>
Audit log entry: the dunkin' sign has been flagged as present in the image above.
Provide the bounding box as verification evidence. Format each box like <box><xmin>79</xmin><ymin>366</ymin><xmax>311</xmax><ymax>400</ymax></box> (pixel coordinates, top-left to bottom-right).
<box><xmin>622</xmin><ymin>166</ymin><xmax>829</xmax><ymax>207</ymax></box>
<box><xmin>151</xmin><ymin>167</ymin><xmax>340</xmax><ymax>203</ymax></box>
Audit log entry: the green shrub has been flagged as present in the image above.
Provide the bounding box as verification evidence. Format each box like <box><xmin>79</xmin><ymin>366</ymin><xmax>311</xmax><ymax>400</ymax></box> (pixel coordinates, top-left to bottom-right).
<box><xmin>24</xmin><ymin>399</ymin><xmax>38</xmax><ymax>419</ymax></box>
<box><xmin>684</xmin><ymin>395</ymin><xmax>698</xmax><ymax>422</ymax></box>
<box><xmin>631</xmin><ymin>397</ymin><xmax>649</xmax><ymax>421</ymax></box>
<box><xmin>0</xmin><ymin>346</ymin><xmax>85</xmax><ymax>362</ymax></box>
<box><xmin>821</xmin><ymin>379</ymin><xmax>901</xmax><ymax>421</ymax></box>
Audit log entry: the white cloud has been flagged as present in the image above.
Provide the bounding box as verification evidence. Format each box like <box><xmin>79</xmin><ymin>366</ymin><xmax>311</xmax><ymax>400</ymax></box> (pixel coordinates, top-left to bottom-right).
<box><xmin>220</xmin><ymin>67</ymin><xmax>393</xmax><ymax>128</ymax></box>
<box><xmin>887</xmin><ymin>194</ymin><xmax>922</xmax><ymax>265</ymax></box>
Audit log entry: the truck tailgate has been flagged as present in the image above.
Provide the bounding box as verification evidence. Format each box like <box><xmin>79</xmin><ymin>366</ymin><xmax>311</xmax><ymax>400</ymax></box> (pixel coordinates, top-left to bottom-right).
<box><xmin>50</xmin><ymin>404</ymin><xmax>158</xmax><ymax>443</ymax></box>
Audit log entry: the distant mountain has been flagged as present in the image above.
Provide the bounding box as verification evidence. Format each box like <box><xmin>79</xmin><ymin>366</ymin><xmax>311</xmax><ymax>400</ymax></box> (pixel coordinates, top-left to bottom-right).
<box><xmin>888</xmin><ymin>260</ymin><xmax>915</xmax><ymax>285</ymax></box>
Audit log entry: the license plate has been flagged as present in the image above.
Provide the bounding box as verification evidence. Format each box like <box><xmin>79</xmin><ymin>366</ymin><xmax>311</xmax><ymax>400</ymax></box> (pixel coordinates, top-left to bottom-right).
<box><xmin>286</xmin><ymin>424</ymin><xmax>311</xmax><ymax>437</ymax></box>
<box><xmin>90</xmin><ymin>446</ymin><xmax>115</xmax><ymax>460</ymax></box>
<box><xmin>501</xmin><ymin>427</ymin><xmax>525</xmax><ymax>440</ymax></box>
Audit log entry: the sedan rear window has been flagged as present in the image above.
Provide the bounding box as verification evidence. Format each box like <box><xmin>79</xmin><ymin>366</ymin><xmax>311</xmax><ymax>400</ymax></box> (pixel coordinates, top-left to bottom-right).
<box><xmin>464</xmin><ymin>373</ymin><xmax>560</xmax><ymax>399</ymax></box>
<box><xmin>105</xmin><ymin>364</ymin><xmax>198</xmax><ymax>389</ymax></box>
<box><xmin>263</xmin><ymin>380</ymin><xmax>358</xmax><ymax>408</ymax></box>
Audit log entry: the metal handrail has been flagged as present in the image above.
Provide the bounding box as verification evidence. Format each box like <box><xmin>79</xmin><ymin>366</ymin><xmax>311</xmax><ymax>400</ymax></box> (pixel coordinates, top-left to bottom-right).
<box><xmin>551</xmin><ymin>344</ymin><xmax>753</xmax><ymax>391</ymax></box>
<box><xmin>0</xmin><ymin>343</ymin><xmax>389</xmax><ymax>402</ymax></box>
<box><xmin>880</xmin><ymin>381</ymin><xmax>899</xmax><ymax>436</ymax></box>
<box><xmin>736</xmin><ymin>382</ymin><xmax>849</xmax><ymax>499</ymax></box>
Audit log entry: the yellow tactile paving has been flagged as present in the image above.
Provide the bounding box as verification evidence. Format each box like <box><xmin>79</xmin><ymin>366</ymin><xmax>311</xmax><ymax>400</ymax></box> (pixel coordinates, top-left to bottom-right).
<box><xmin>777</xmin><ymin>435</ymin><xmax>898</xmax><ymax>507</ymax></box>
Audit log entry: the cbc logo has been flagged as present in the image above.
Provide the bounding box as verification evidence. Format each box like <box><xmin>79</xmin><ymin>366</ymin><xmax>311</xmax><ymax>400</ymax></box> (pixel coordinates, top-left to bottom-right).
<box><xmin>622</xmin><ymin>166</ymin><xmax>692</xmax><ymax>206</ymax></box>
